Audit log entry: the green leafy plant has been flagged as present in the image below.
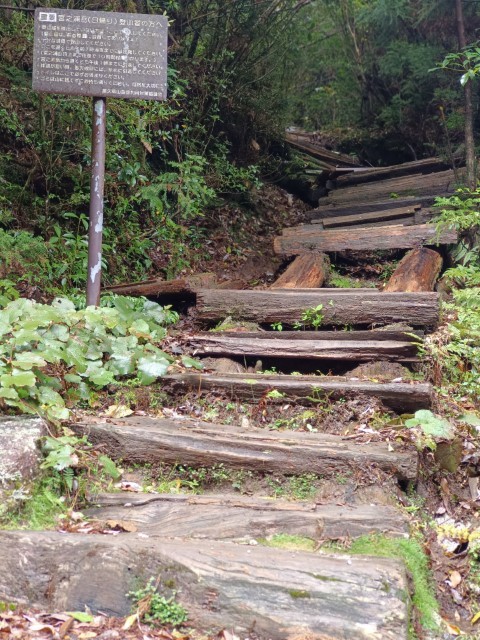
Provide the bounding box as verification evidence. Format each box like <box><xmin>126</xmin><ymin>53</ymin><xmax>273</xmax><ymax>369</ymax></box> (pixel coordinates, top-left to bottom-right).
<box><xmin>128</xmin><ymin>578</ymin><xmax>187</xmax><ymax>627</ymax></box>
<box><xmin>405</xmin><ymin>410</ymin><xmax>455</xmax><ymax>451</ymax></box>
<box><xmin>271</xmin><ymin>322</ymin><xmax>283</xmax><ymax>331</ymax></box>
<box><xmin>297</xmin><ymin>304</ymin><xmax>324</xmax><ymax>330</ymax></box>
<box><xmin>0</xmin><ymin>295</ymin><xmax>192</xmax><ymax>423</ymax></box>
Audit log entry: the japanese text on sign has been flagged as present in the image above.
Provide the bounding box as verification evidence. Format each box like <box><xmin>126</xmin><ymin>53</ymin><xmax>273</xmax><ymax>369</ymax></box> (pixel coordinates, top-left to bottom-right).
<box><xmin>33</xmin><ymin>8</ymin><xmax>168</xmax><ymax>100</ymax></box>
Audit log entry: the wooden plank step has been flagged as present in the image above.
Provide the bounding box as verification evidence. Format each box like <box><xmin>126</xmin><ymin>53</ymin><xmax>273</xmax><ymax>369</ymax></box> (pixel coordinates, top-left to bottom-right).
<box><xmin>190</xmin><ymin>331</ymin><xmax>421</xmax><ymax>362</ymax></box>
<box><xmin>76</xmin><ymin>417</ymin><xmax>418</xmax><ymax>482</ymax></box>
<box><xmin>309</xmin><ymin>195</ymin><xmax>439</xmax><ymax>220</ymax></box>
<box><xmin>163</xmin><ymin>372</ymin><xmax>432</xmax><ymax>412</ymax></box>
<box><xmin>274</xmin><ymin>224</ymin><xmax>457</xmax><ymax>254</ymax></box>
<box><xmin>0</xmin><ymin>531</ymin><xmax>409</xmax><ymax>639</ymax></box>
<box><xmin>319</xmin><ymin>205</ymin><xmax>422</xmax><ymax>228</ymax></box>
<box><xmin>87</xmin><ymin>492</ymin><xmax>409</xmax><ymax>539</ymax></box>
<box><xmin>335</xmin><ymin>157</ymin><xmax>450</xmax><ymax>186</ymax></box>
<box><xmin>195</xmin><ymin>289</ymin><xmax>439</xmax><ymax>327</ymax></box>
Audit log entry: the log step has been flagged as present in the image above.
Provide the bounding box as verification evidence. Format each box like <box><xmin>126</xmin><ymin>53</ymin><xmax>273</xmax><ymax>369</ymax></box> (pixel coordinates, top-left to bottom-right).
<box><xmin>87</xmin><ymin>492</ymin><xmax>408</xmax><ymax>539</ymax></box>
<box><xmin>75</xmin><ymin>416</ymin><xmax>418</xmax><ymax>483</ymax></box>
<box><xmin>163</xmin><ymin>372</ymin><xmax>432</xmax><ymax>412</ymax></box>
<box><xmin>0</xmin><ymin>530</ymin><xmax>409</xmax><ymax>639</ymax></box>
<box><xmin>274</xmin><ymin>223</ymin><xmax>457</xmax><ymax>255</ymax></box>
<box><xmin>309</xmin><ymin>195</ymin><xmax>439</xmax><ymax>220</ymax></box>
<box><xmin>190</xmin><ymin>330</ymin><xmax>422</xmax><ymax>362</ymax></box>
<box><xmin>195</xmin><ymin>289</ymin><xmax>440</xmax><ymax>327</ymax></box>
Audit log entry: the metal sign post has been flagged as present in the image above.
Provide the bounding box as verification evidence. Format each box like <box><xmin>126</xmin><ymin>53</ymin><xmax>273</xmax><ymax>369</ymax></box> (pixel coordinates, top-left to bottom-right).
<box><xmin>87</xmin><ymin>97</ymin><xmax>107</xmax><ymax>306</ymax></box>
<box><xmin>32</xmin><ymin>8</ymin><xmax>168</xmax><ymax>305</ymax></box>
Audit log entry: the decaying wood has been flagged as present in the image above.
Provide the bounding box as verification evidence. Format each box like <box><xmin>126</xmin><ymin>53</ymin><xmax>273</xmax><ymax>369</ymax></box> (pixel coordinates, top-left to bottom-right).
<box><xmin>190</xmin><ymin>332</ymin><xmax>420</xmax><ymax>361</ymax></box>
<box><xmin>326</xmin><ymin>169</ymin><xmax>463</xmax><ymax>206</ymax></box>
<box><xmin>335</xmin><ymin>158</ymin><xmax>450</xmax><ymax>187</ymax></box>
<box><xmin>320</xmin><ymin>205</ymin><xmax>421</xmax><ymax>228</ymax></box>
<box><xmin>271</xmin><ymin>253</ymin><xmax>330</xmax><ymax>289</ymax></box>
<box><xmin>274</xmin><ymin>224</ymin><xmax>457</xmax><ymax>255</ymax></box>
<box><xmin>87</xmin><ymin>492</ymin><xmax>408</xmax><ymax>539</ymax></box>
<box><xmin>163</xmin><ymin>372</ymin><xmax>432</xmax><ymax>412</ymax></box>
<box><xmin>75</xmin><ymin>416</ymin><xmax>418</xmax><ymax>482</ymax></box>
<box><xmin>285</xmin><ymin>132</ymin><xmax>361</xmax><ymax>167</ymax></box>
<box><xmin>308</xmin><ymin>195</ymin><xmax>439</xmax><ymax>221</ymax></box>
<box><xmin>195</xmin><ymin>289</ymin><xmax>440</xmax><ymax>327</ymax></box>
<box><xmin>103</xmin><ymin>273</ymin><xmax>217</xmax><ymax>297</ymax></box>
<box><xmin>0</xmin><ymin>531</ymin><xmax>408</xmax><ymax>640</ymax></box>
<box><xmin>384</xmin><ymin>248</ymin><xmax>443</xmax><ymax>292</ymax></box>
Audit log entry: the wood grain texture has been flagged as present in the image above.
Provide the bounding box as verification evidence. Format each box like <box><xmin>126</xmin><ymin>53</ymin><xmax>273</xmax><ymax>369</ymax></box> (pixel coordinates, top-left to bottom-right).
<box><xmin>191</xmin><ymin>333</ymin><xmax>420</xmax><ymax>361</ymax></box>
<box><xmin>335</xmin><ymin>158</ymin><xmax>450</xmax><ymax>186</ymax></box>
<box><xmin>163</xmin><ymin>372</ymin><xmax>432</xmax><ymax>412</ymax></box>
<box><xmin>87</xmin><ymin>492</ymin><xmax>408</xmax><ymax>539</ymax></box>
<box><xmin>274</xmin><ymin>224</ymin><xmax>457</xmax><ymax>255</ymax></box>
<box><xmin>309</xmin><ymin>195</ymin><xmax>438</xmax><ymax>220</ymax></box>
<box><xmin>0</xmin><ymin>530</ymin><xmax>408</xmax><ymax>639</ymax></box>
<box><xmin>271</xmin><ymin>253</ymin><xmax>329</xmax><ymax>289</ymax></box>
<box><xmin>195</xmin><ymin>289</ymin><xmax>440</xmax><ymax>327</ymax></box>
<box><xmin>384</xmin><ymin>248</ymin><xmax>443</xmax><ymax>292</ymax></box>
<box><xmin>75</xmin><ymin>417</ymin><xmax>418</xmax><ymax>482</ymax></box>
<box><xmin>320</xmin><ymin>205</ymin><xmax>421</xmax><ymax>228</ymax></box>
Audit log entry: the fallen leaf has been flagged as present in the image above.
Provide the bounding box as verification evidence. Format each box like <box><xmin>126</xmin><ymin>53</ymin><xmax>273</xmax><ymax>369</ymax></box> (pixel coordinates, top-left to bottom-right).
<box><xmin>472</xmin><ymin>611</ymin><xmax>480</xmax><ymax>625</ymax></box>
<box><xmin>448</xmin><ymin>570</ymin><xmax>462</xmax><ymax>588</ymax></box>
<box><xmin>66</xmin><ymin>612</ymin><xmax>94</xmax><ymax>623</ymax></box>
<box><xmin>122</xmin><ymin>613</ymin><xmax>138</xmax><ymax>631</ymax></box>
<box><xmin>27</xmin><ymin>622</ymin><xmax>56</xmax><ymax>633</ymax></box>
<box><xmin>78</xmin><ymin>632</ymin><xmax>98</xmax><ymax>639</ymax></box>
<box><xmin>115</xmin><ymin>481</ymin><xmax>143</xmax><ymax>492</ymax></box>
<box><xmin>59</xmin><ymin>616</ymin><xmax>74</xmax><ymax>638</ymax></box>
<box><xmin>104</xmin><ymin>404</ymin><xmax>133</xmax><ymax>418</ymax></box>
<box><xmin>105</xmin><ymin>519</ymin><xmax>138</xmax><ymax>533</ymax></box>
<box><xmin>443</xmin><ymin>619</ymin><xmax>461</xmax><ymax>635</ymax></box>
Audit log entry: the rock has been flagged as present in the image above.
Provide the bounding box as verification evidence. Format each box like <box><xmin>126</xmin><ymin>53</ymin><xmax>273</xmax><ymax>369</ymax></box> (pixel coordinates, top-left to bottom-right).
<box><xmin>346</xmin><ymin>361</ymin><xmax>413</xmax><ymax>382</ymax></box>
<box><xmin>0</xmin><ymin>416</ymin><xmax>46</xmax><ymax>489</ymax></box>
<box><xmin>201</xmin><ymin>357</ymin><xmax>247</xmax><ymax>374</ymax></box>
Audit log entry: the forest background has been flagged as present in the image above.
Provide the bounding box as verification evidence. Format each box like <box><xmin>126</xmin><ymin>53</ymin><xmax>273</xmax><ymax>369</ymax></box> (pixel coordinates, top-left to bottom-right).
<box><xmin>0</xmin><ymin>0</ymin><xmax>479</xmax><ymax>293</ymax></box>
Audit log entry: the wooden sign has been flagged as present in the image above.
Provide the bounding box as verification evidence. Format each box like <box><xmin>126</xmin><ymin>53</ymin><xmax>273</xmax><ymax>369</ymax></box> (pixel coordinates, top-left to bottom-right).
<box><xmin>32</xmin><ymin>8</ymin><xmax>168</xmax><ymax>101</ymax></box>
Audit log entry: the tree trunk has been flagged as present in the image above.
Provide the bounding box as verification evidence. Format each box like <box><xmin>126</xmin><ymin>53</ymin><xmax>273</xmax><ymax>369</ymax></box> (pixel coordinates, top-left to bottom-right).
<box><xmin>456</xmin><ymin>0</ymin><xmax>476</xmax><ymax>189</ymax></box>
<box><xmin>271</xmin><ymin>253</ymin><xmax>329</xmax><ymax>288</ymax></box>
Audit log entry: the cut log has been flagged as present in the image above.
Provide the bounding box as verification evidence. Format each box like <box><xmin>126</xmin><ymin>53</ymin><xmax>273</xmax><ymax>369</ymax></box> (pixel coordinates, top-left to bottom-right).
<box><xmin>190</xmin><ymin>332</ymin><xmax>420</xmax><ymax>362</ymax></box>
<box><xmin>87</xmin><ymin>492</ymin><xmax>408</xmax><ymax>539</ymax></box>
<box><xmin>0</xmin><ymin>531</ymin><xmax>409</xmax><ymax>639</ymax></box>
<box><xmin>274</xmin><ymin>224</ymin><xmax>457</xmax><ymax>254</ymax></box>
<box><xmin>163</xmin><ymin>372</ymin><xmax>432</xmax><ymax>412</ymax></box>
<box><xmin>285</xmin><ymin>132</ymin><xmax>361</xmax><ymax>167</ymax></box>
<box><xmin>195</xmin><ymin>289</ymin><xmax>440</xmax><ymax>327</ymax></box>
<box><xmin>103</xmin><ymin>273</ymin><xmax>217</xmax><ymax>297</ymax></box>
<box><xmin>271</xmin><ymin>253</ymin><xmax>329</xmax><ymax>289</ymax></box>
<box><xmin>75</xmin><ymin>416</ymin><xmax>418</xmax><ymax>482</ymax></box>
<box><xmin>384</xmin><ymin>248</ymin><xmax>443</xmax><ymax>292</ymax></box>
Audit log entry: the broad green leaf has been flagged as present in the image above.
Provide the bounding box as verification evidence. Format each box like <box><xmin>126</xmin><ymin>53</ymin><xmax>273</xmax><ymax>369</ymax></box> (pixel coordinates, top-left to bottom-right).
<box><xmin>107</xmin><ymin>353</ymin><xmax>135</xmax><ymax>376</ymax></box>
<box><xmin>88</xmin><ymin>368</ymin><xmax>115</xmax><ymax>387</ymax></box>
<box><xmin>11</xmin><ymin>352</ymin><xmax>47</xmax><ymax>370</ymax></box>
<box><xmin>64</xmin><ymin>374</ymin><xmax>82</xmax><ymax>384</ymax></box>
<box><xmin>137</xmin><ymin>355</ymin><xmax>170</xmax><ymax>384</ymax></box>
<box><xmin>37</xmin><ymin>385</ymin><xmax>65</xmax><ymax>407</ymax></box>
<box><xmin>0</xmin><ymin>387</ymin><xmax>19</xmax><ymax>400</ymax></box>
<box><xmin>459</xmin><ymin>413</ymin><xmax>480</xmax><ymax>427</ymax></box>
<box><xmin>181</xmin><ymin>355</ymin><xmax>204</xmax><ymax>370</ymax></box>
<box><xmin>98</xmin><ymin>455</ymin><xmax>122</xmax><ymax>479</ymax></box>
<box><xmin>129</xmin><ymin>319</ymin><xmax>152</xmax><ymax>338</ymax></box>
<box><xmin>1</xmin><ymin>369</ymin><xmax>36</xmax><ymax>388</ymax></box>
<box><xmin>46</xmin><ymin>405</ymin><xmax>70</xmax><ymax>422</ymax></box>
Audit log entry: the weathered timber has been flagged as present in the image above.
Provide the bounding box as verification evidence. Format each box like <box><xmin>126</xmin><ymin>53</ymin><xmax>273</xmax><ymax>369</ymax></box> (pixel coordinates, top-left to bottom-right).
<box><xmin>271</xmin><ymin>253</ymin><xmax>329</xmax><ymax>289</ymax></box>
<box><xmin>75</xmin><ymin>416</ymin><xmax>418</xmax><ymax>482</ymax></box>
<box><xmin>103</xmin><ymin>273</ymin><xmax>216</xmax><ymax>297</ymax></box>
<box><xmin>308</xmin><ymin>195</ymin><xmax>439</xmax><ymax>220</ymax></box>
<box><xmin>335</xmin><ymin>157</ymin><xmax>451</xmax><ymax>186</ymax></box>
<box><xmin>274</xmin><ymin>224</ymin><xmax>457</xmax><ymax>254</ymax></box>
<box><xmin>320</xmin><ymin>205</ymin><xmax>421</xmax><ymax>228</ymax></box>
<box><xmin>384</xmin><ymin>248</ymin><xmax>443</xmax><ymax>292</ymax></box>
<box><xmin>191</xmin><ymin>333</ymin><xmax>420</xmax><ymax>361</ymax></box>
<box><xmin>327</xmin><ymin>169</ymin><xmax>463</xmax><ymax>206</ymax></box>
<box><xmin>285</xmin><ymin>132</ymin><xmax>361</xmax><ymax>167</ymax></box>
<box><xmin>163</xmin><ymin>372</ymin><xmax>432</xmax><ymax>412</ymax></box>
<box><xmin>195</xmin><ymin>289</ymin><xmax>440</xmax><ymax>327</ymax></box>
<box><xmin>0</xmin><ymin>531</ymin><xmax>408</xmax><ymax>640</ymax></box>
<box><xmin>87</xmin><ymin>492</ymin><xmax>408</xmax><ymax>539</ymax></box>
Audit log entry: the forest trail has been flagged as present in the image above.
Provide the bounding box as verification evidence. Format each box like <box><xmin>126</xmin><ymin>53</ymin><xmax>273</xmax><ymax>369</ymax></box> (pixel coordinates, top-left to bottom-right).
<box><xmin>1</xmin><ymin>153</ymin><xmax>459</xmax><ymax>639</ymax></box>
